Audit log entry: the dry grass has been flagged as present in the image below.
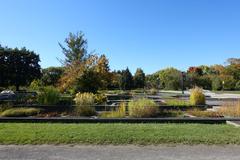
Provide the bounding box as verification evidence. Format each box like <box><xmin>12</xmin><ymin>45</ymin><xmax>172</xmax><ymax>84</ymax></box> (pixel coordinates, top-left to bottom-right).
<box><xmin>187</xmin><ymin>109</ymin><xmax>223</xmax><ymax>118</ymax></box>
<box><xmin>100</xmin><ymin>103</ymin><xmax>126</xmax><ymax>118</ymax></box>
<box><xmin>128</xmin><ymin>98</ymin><xmax>158</xmax><ymax>118</ymax></box>
<box><xmin>190</xmin><ymin>87</ymin><xmax>206</xmax><ymax>105</ymax></box>
<box><xmin>218</xmin><ymin>100</ymin><xmax>240</xmax><ymax>117</ymax></box>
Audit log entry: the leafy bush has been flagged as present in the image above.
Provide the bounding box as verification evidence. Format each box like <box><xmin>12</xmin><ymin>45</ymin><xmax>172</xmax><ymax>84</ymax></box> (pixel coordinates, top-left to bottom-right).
<box><xmin>74</xmin><ymin>92</ymin><xmax>96</xmax><ymax>116</ymax></box>
<box><xmin>100</xmin><ymin>102</ymin><xmax>126</xmax><ymax>118</ymax></box>
<box><xmin>29</xmin><ymin>79</ymin><xmax>43</xmax><ymax>91</ymax></box>
<box><xmin>212</xmin><ymin>77</ymin><xmax>222</xmax><ymax>91</ymax></box>
<box><xmin>58</xmin><ymin>96</ymin><xmax>73</xmax><ymax>105</ymax></box>
<box><xmin>220</xmin><ymin>75</ymin><xmax>236</xmax><ymax>90</ymax></box>
<box><xmin>1</xmin><ymin>108</ymin><xmax>41</xmax><ymax>117</ymax></box>
<box><xmin>37</xmin><ymin>86</ymin><xmax>60</xmax><ymax>105</ymax></box>
<box><xmin>218</xmin><ymin>101</ymin><xmax>240</xmax><ymax>117</ymax></box>
<box><xmin>94</xmin><ymin>94</ymin><xmax>107</xmax><ymax>105</ymax></box>
<box><xmin>189</xmin><ymin>87</ymin><xmax>206</xmax><ymax>105</ymax></box>
<box><xmin>128</xmin><ymin>98</ymin><xmax>158</xmax><ymax>118</ymax></box>
<box><xmin>235</xmin><ymin>81</ymin><xmax>240</xmax><ymax>90</ymax></box>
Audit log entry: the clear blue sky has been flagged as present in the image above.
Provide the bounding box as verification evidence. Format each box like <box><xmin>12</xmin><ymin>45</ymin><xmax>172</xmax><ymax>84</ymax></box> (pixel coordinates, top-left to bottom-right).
<box><xmin>0</xmin><ymin>0</ymin><xmax>240</xmax><ymax>74</ymax></box>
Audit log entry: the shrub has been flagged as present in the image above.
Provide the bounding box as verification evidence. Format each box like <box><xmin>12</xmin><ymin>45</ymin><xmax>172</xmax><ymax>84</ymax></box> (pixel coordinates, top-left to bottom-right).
<box><xmin>218</xmin><ymin>101</ymin><xmax>240</xmax><ymax>117</ymax></box>
<box><xmin>220</xmin><ymin>75</ymin><xmax>236</xmax><ymax>90</ymax></box>
<box><xmin>189</xmin><ymin>87</ymin><xmax>205</xmax><ymax>105</ymax></box>
<box><xmin>37</xmin><ymin>86</ymin><xmax>60</xmax><ymax>105</ymax></box>
<box><xmin>74</xmin><ymin>92</ymin><xmax>96</xmax><ymax>116</ymax></box>
<box><xmin>29</xmin><ymin>79</ymin><xmax>43</xmax><ymax>91</ymax></box>
<box><xmin>149</xmin><ymin>88</ymin><xmax>158</xmax><ymax>95</ymax></box>
<box><xmin>212</xmin><ymin>77</ymin><xmax>222</xmax><ymax>91</ymax></box>
<box><xmin>128</xmin><ymin>98</ymin><xmax>158</xmax><ymax>118</ymax></box>
<box><xmin>100</xmin><ymin>102</ymin><xmax>126</xmax><ymax>118</ymax></box>
<box><xmin>1</xmin><ymin>108</ymin><xmax>41</xmax><ymax>117</ymax></box>
<box><xmin>235</xmin><ymin>81</ymin><xmax>240</xmax><ymax>90</ymax></box>
<box><xmin>58</xmin><ymin>96</ymin><xmax>73</xmax><ymax>105</ymax></box>
<box><xmin>94</xmin><ymin>94</ymin><xmax>107</xmax><ymax>105</ymax></box>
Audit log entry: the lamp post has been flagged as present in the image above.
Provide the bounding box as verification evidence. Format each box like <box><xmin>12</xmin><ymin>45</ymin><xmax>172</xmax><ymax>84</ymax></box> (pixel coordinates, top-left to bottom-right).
<box><xmin>222</xmin><ymin>81</ymin><xmax>225</xmax><ymax>91</ymax></box>
<box><xmin>181</xmin><ymin>72</ymin><xmax>185</xmax><ymax>95</ymax></box>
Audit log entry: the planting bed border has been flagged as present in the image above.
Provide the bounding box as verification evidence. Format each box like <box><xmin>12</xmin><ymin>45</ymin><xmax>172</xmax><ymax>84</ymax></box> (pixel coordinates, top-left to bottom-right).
<box><xmin>0</xmin><ymin>117</ymin><xmax>231</xmax><ymax>124</ymax></box>
<box><xmin>10</xmin><ymin>104</ymin><xmax>213</xmax><ymax>112</ymax></box>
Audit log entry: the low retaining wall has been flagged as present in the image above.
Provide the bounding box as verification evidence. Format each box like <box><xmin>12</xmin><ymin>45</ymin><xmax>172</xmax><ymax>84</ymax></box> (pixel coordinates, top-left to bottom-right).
<box><xmin>0</xmin><ymin>117</ymin><xmax>228</xmax><ymax>124</ymax></box>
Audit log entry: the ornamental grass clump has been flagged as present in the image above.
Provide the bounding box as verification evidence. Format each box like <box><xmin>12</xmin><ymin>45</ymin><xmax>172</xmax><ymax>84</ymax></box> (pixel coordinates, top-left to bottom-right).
<box><xmin>189</xmin><ymin>87</ymin><xmax>206</xmax><ymax>105</ymax></box>
<box><xmin>1</xmin><ymin>108</ymin><xmax>41</xmax><ymax>117</ymax></box>
<box><xmin>128</xmin><ymin>98</ymin><xmax>158</xmax><ymax>118</ymax></box>
<box><xmin>100</xmin><ymin>102</ymin><xmax>126</xmax><ymax>118</ymax></box>
<box><xmin>37</xmin><ymin>86</ymin><xmax>60</xmax><ymax>105</ymax></box>
<box><xmin>74</xmin><ymin>92</ymin><xmax>96</xmax><ymax>116</ymax></box>
<box><xmin>218</xmin><ymin>100</ymin><xmax>240</xmax><ymax>117</ymax></box>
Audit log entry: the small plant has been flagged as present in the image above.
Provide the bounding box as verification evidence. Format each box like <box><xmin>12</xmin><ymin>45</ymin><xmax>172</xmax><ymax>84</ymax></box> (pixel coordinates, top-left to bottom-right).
<box><xmin>0</xmin><ymin>103</ymin><xmax>13</xmax><ymax>113</ymax></box>
<box><xmin>218</xmin><ymin>101</ymin><xmax>240</xmax><ymax>117</ymax></box>
<box><xmin>100</xmin><ymin>102</ymin><xmax>126</xmax><ymax>118</ymax></box>
<box><xmin>128</xmin><ymin>98</ymin><xmax>158</xmax><ymax>118</ymax></box>
<box><xmin>37</xmin><ymin>86</ymin><xmax>60</xmax><ymax>105</ymax></box>
<box><xmin>94</xmin><ymin>94</ymin><xmax>107</xmax><ymax>105</ymax></box>
<box><xmin>58</xmin><ymin>96</ymin><xmax>73</xmax><ymax>105</ymax></box>
<box><xmin>1</xmin><ymin>108</ymin><xmax>41</xmax><ymax>117</ymax></box>
<box><xmin>74</xmin><ymin>92</ymin><xmax>96</xmax><ymax>116</ymax></box>
<box><xmin>159</xmin><ymin>110</ymin><xmax>183</xmax><ymax>117</ymax></box>
<box><xmin>189</xmin><ymin>87</ymin><xmax>205</xmax><ymax>105</ymax></box>
<box><xmin>149</xmin><ymin>88</ymin><xmax>158</xmax><ymax>95</ymax></box>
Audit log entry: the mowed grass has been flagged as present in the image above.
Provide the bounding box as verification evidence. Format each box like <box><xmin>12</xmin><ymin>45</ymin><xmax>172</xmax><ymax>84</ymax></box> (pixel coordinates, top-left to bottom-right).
<box><xmin>1</xmin><ymin>123</ymin><xmax>240</xmax><ymax>145</ymax></box>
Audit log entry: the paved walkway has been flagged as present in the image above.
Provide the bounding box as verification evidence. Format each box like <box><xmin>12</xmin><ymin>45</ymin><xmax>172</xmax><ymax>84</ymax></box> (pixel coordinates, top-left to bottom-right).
<box><xmin>1</xmin><ymin>145</ymin><xmax>240</xmax><ymax>160</ymax></box>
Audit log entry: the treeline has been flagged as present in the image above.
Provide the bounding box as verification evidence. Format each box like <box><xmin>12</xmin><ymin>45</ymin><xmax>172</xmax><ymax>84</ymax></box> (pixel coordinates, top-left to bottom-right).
<box><xmin>146</xmin><ymin>62</ymin><xmax>240</xmax><ymax>91</ymax></box>
<box><xmin>0</xmin><ymin>31</ymin><xmax>240</xmax><ymax>92</ymax></box>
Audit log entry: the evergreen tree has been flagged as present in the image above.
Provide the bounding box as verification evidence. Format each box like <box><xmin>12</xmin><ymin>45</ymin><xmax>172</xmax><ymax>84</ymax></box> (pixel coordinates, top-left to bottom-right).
<box><xmin>59</xmin><ymin>32</ymin><xmax>88</xmax><ymax>65</ymax></box>
<box><xmin>133</xmin><ymin>68</ymin><xmax>145</xmax><ymax>88</ymax></box>
<box><xmin>119</xmin><ymin>68</ymin><xmax>133</xmax><ymax>90</ymax></box>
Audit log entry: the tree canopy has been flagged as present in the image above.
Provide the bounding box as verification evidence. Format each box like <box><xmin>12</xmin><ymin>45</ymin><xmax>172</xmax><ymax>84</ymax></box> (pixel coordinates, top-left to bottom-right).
<box><xmin>0</xmin><ymin>46</ymin><xmax>41</xmax><ymax>90</ymax></box>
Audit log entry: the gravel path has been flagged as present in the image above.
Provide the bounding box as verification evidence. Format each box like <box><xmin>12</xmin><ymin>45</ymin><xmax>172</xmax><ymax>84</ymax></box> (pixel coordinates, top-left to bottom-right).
<box><xmin>1</xmin><ymin>145</ymin><xmax>240</xmax><ymax>160</ymax></box>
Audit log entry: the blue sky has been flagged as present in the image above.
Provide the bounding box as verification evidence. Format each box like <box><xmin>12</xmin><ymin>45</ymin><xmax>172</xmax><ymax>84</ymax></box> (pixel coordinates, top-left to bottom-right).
<box><xmin>0</xmin><ymin>0</ymin><xmax>240</xmax><ymax>74</ymax></box>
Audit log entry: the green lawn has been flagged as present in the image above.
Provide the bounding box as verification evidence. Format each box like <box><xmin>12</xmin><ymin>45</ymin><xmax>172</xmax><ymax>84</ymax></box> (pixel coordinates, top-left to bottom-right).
<box><xmin>212</xmin><ymin>91</ymin><xmax>240</xmax><ymax>94</ymax></box>
<box><xmin>1</xmin><ymin>123</ymin><xmax>240</xmax><ymax>145</ymax></box>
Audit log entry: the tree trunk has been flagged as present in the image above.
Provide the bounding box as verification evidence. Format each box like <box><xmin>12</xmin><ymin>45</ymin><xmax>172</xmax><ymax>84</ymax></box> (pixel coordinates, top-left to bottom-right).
<box><xmin>16</xmin><ymin>84</ymin><xmax>20</xmax><ymax>91</ymax></box>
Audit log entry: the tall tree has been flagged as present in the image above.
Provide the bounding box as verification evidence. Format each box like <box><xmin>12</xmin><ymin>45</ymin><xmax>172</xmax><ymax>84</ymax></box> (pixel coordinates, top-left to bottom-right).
<box><xmin>0</xmin><ymin>46</ymin><xmax>41</xmax><ymax>90</ymax></box>
<box><xmin>226</xmin><ymin>58</ymin><xmax>240</xmax><ymax>65</ymax></box>
<box><xmin>95</xmin><ymin>54</ymin><xmax>111</xmax><ymax>89</ymax></box>
<box><xmin>133</xmin><ymin>68</ymin><xmax>145</xmax><ymax>88</ymax></box>
<box><xmin>58</xmin><ymin>32</ymin><xmax>111</xmax><ymax>93</ymax></box>
<box><xmin>119</xmin><ymin>68</ymin><xmax>134</xmax><ymax>90</ymax></box>
<box><xmin>59</xmin><ymin>32</ymin><xmax>88</xmax><ymax>65</ymax></box>
<box><xmin>41</xmin><ymin>67</ymin><xmax>64</xmax><ymax>86</ymax></box>
<box><xmin>157</xmin><ymin>68</ymin><xmax>181</xmax><ymax>90</ymax></box>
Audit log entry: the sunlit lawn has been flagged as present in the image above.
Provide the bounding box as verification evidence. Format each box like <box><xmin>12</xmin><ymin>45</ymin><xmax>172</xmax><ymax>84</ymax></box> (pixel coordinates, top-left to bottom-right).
<box><xmin>0</xmin><ymin>123</ymin><xmax>240</xmax><ymax>145</ymax></box>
